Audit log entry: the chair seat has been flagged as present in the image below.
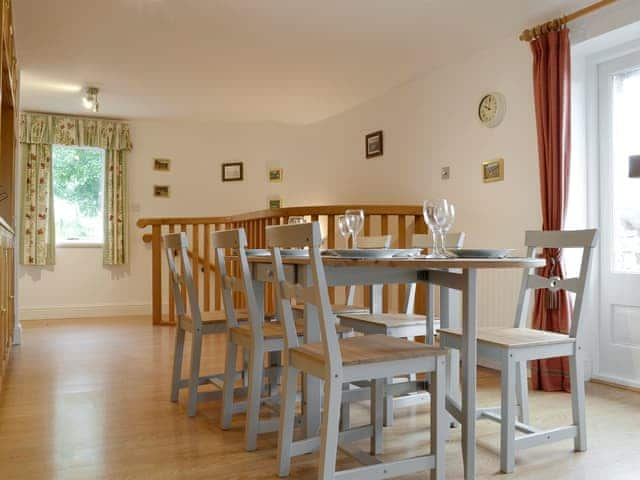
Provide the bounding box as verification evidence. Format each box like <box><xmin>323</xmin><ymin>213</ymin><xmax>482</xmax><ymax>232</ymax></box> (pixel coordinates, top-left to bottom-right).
<box><xmin>292</xmin><ymin>303</ymin><xmax>369</xmax><ymax>315</ymax></box>
<box><xmin>232</xmin><ymin>321</ymin><xmax>353</xmax><ymax>340</ymax></box>
<box><xmin>337</xmin><ymin>312</ymin><xmax>435</xmax><ymax>329</ymax></box>
<box><xmin>438</xmin><ymin>327</ymin><xmax>575</xmax><ymax>348</ymax></box>
<box><xmin>291</xmin><ymin>334</ymin><xmax>444</xmax><ymax>367</ymax></box>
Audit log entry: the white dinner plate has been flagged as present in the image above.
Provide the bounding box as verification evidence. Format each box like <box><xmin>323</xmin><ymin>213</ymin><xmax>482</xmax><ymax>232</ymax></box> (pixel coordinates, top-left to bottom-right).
<box><xmin>324</xmin><ymin>248</ymin><xmax>422</xmax><ymax>259</ymax></box>
<box><xmin>448</xmin><ymin>248</ymin><xmax>513</xmax><ymax>259</ymax></box>
<box><xmin>245</xmin><ymin>248</ymin><xmax>309</xmax><ymax>257</ymax></box>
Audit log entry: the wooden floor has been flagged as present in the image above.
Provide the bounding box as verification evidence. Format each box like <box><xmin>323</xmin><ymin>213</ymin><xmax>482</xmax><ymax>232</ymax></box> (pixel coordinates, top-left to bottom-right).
<box><xmin>1</xmin><ymin>317</ymin><xmax>639</xmax><ymax>479</ymax></box>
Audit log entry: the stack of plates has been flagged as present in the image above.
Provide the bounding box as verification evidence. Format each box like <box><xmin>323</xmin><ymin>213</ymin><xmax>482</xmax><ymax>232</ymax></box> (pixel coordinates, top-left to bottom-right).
<box><xmin>448</xmin><ymin>248</ymin><xmax>513</xmax><ymax>259</ymax></box>
<box><xmin>245</xmin><ymin>248</ymin><xmax>308</xmax><ymax>257</ymax></box>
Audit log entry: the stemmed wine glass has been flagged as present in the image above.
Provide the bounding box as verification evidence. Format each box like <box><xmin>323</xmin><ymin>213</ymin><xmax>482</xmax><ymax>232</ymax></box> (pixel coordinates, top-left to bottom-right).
<box><xmin>438</xmin><ymin>200</ymin><xmax>455</xmax><ymax>256</ymax></box>
<box><xmin>344</xmin><ymin>209</ymin><xmax>364</xmax><ymax>248</ymax></box>
<box><xmin>337</xmin><ymin>215</ymin><xmax>350</xmax><ymax>246</ymax></box>
<box><xmin>423</xmin><ymin>200</ymin><xmax>449</xmax><ymax>258</ymax></box>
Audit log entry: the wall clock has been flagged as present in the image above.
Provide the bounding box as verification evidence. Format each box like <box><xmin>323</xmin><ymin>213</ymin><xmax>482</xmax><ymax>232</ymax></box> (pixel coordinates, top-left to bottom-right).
<box><xmin>478</xmin><ymin>92</ymin><xmax>506</xmax><ymax>128</ymax></box>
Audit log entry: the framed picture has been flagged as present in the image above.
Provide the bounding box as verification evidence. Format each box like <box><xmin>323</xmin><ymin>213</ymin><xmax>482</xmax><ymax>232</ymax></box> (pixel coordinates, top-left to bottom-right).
<box><xmin>268</xmin><ymin>168</ymin><xmax>283</xmax><ymax>182</ymax></box>
<box><xmin>222</xmin><ymin>162</ymin><xmax>244</xmax><ymax>182</ymax></box>
<box><xmin>365</xmin><ymin>130</ymin><xmax>383</xmax><ymax>158</ymax></box>
<box><xmin>482</xmin><ymin>158</ymin><xmax>504</xmax><ymax>183</ymax></box>
<box><xmin>268</xmin><ymin>198</ymin><xmax>282</xmax><ymax>210</ymax></box>
<box><xmin>154</xmin><ymin>185</ymin><xmax>170</xmax><ymax>197</ymax></box>
<box><xmin>153</xmin><ymin>158</ymin><xmax>171</xmax><ymax>171</ymax></box>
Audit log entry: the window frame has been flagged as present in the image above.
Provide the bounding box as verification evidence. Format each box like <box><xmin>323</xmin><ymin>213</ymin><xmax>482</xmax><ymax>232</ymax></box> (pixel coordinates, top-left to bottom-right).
<box><xmin>52</xmin><ymin>144</ymin><xmax>106</xmax><ymax>248</ymax></box>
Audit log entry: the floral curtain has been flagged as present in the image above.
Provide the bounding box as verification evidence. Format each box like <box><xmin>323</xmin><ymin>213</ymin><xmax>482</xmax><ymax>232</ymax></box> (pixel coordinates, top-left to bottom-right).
<box><xmin>19</xmin><ymin>113</ymin><xmax>132</xmax><ymax>266</ymax></box>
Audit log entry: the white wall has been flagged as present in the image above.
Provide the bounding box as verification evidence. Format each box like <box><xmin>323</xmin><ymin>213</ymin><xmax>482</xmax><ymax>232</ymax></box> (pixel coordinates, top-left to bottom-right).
<box><xmin>19</xmin><ymin>37</ymin><xmax>543</xmax><ymax>327</ymax></box>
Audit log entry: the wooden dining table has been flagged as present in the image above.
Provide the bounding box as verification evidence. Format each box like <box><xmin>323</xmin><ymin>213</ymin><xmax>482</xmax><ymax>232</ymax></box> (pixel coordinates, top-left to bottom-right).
<box><xmin>242</xmin><ymin>254</ymin><xmax>545</xmax><ymax>480</ymax></box>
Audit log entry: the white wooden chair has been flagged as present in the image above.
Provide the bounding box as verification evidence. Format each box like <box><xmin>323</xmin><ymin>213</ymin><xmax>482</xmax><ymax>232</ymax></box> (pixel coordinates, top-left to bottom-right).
<box><xmin>337</xmin><ymin>232</ymin><xmax>464</xmax><ymax>425</ymax></box>
<box><xmin>215</xmin><ymin>228</ymin><xmax>351</xmax><ymax>451</ymax></box>
<box><xmin>292</xmin><ymin>234</ymin><xmax>392</xmax><ymax>318</ymax></box>
<box><xmin>270</xmin><ymin>222</ymin><xmax>447</xmax><ymax>480</ymax></box>
<box><xmin>439</xmin><ymin>229</ymin><xmax>597</xmax><ymax>473</ymax></box>
<box><xmin>165</xmin><ymin>232</ymin><xmax>248</xmax><ymax>417</ymax></box>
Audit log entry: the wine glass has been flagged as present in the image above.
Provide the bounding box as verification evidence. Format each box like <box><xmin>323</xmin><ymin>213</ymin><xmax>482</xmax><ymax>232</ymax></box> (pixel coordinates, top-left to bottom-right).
<box><xmin>337</xmin><ymin>215</ymin><xmax>350</xmax><ymax>246</ymax></box>
<box><xmin>423</xmin><ymin>200</ymin><xmax>447</xmax><ymax>257</ymax></box>
<box><xmin>287</xmin><ymin>216</ymin><xmax>306</xmax><ymax>225</ymax></box>
<box><xmin>438</xmin><ymin>200</ymin><xmax>455</xmax><ymax>256</ymax></box>
<box><xmin>344</xmin><ymin>209</ymin><xmax>364</xmax><ymax>248</ymax></box>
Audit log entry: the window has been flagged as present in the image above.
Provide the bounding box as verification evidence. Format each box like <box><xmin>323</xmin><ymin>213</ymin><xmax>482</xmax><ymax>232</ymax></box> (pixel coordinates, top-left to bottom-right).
<box><xmin>52</xmin><ymin>145</ymin><xmax>105</xmax><ymax>245</ymax></box>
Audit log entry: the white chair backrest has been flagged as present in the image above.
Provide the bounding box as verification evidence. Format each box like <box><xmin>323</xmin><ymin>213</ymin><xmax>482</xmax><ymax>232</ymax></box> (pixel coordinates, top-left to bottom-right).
<box><xmin>515</xmin><ymin>229</ymin><xmax>598</xmax><ymax>340</ymax></box>
<box><xmin>164</xmin><ymin>232</ymin><xmax>202</xmax><ymax>329</ymax></box>
<box><xmin>357</xmin><ymin>235</ymin><xmax>392</xmax><ymax>249</ymax></box>
<box><xmin>211</xmin><ymin>228</ymin><xmax>262</xmax><ymax>335</ymax></box>
<box><xmin>412</xmin><ymin>232</ymin><xmax>465</xmax><ymax>250</ymax></box>
<box><xmin>267</xmin><ymin>222</ymin><xmax>341</xmax><ymax>372</ymax></box>
<box><xmin>402</xmin><ymin>232</ymin><xmax>466</xmax><ymax>314</ymax></box>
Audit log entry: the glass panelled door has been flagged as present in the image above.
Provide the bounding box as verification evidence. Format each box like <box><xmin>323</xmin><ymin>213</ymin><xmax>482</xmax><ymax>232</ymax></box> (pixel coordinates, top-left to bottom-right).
<box><xmin>597</xmin><ymin>51</ymin><xmax>640</xmax><ymax>388</ymax></box>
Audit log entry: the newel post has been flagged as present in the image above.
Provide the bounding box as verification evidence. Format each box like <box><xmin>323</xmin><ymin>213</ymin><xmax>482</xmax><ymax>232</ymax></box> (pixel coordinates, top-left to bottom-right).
<box><xmin>151</xmin><ymin>225</ymin><xmax>163</xmax><ymax>325</ymax></box>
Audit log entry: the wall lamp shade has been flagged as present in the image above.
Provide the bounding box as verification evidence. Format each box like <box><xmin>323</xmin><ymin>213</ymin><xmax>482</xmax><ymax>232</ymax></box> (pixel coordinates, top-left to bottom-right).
<box><xmin>630</xmin><ymin>155</ymin><xmax>640</xmax><ymax>178</ymax></box>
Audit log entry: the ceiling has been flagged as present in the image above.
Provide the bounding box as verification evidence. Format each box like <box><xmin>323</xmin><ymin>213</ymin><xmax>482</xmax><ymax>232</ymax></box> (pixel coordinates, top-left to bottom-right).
<box><xmin>15</xmin><ymin>0</ymin><xmax>592</xmax><ymax>124</ymax></box>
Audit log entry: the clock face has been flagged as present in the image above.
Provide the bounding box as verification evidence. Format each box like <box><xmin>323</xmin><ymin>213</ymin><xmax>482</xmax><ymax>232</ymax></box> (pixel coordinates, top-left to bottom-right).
<box><xmin>478</xmin><ymin>92</ymin><xmax>505</xmax><ymax>127</ymax></box>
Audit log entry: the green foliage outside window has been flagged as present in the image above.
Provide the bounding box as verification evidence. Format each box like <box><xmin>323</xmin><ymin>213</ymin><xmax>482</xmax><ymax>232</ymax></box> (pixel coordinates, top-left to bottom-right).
<box><xmin>53</xmin><ymin>145</ymin><xmax>105</xmax><ymax>242</ymax></box>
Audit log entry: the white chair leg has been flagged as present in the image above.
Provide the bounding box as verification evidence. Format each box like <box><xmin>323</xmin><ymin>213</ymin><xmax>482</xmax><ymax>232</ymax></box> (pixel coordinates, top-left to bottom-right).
<box><xmin>170</xmin><ymin>327</ymin><xmax>186</xmax><ymax>402</ymax></box>
<box><xmin>340</xmin><ymin>383</ymin><xmax>351</xmax><ymax>431</ymax></box>
<box><xmin>277</xmin><ymin>364</ymin><xmax>299</xmax><ymax>477</ymax></box>
<box><xmin>319</xmin><ymin>377</ymin><xmax>342</xmax><ymax>480</ymax></box>
<box><xmin>187</xmin><ymin>332</ymin><xmax>203</xmax><ymax>417</ymax></box>
<box><xmin>383</xmin><ymin>377</ymin><xmax>394</xmax><ymax>427</ymax></box>
<box><xmin>570</xmin><ymin>353</ymin><xmax>587</xmax><ymax>452</ymax></box>
<box><xmin>516</xmin><ymin>361</ymin><xmax>530</xmax><ymax>424</ymax></box>
<box><xmin>245</xmin><ymin>346</ymin><xmax>264</xmax><ymax>451</ymax></box>
<box><xmin>431</xmin><ymin>357</ymin><xmax>446</xmax><ymax>480</ymax></box>
<box><xmin>500</xmin><ymin>353</ymin><xmax>516</xmax><ymax>474</ymax></box>
<box><xmin>446</xmin><ymin>348</ymin><xmax>461</xmax><ymax>427</ymax></box>
<box><xmin>370</xmin><ymin>378</ymin><xmax>384</xmax><ymax>455</ymax></box>
<box><xmin>221</xmin><ymin>338</ymin><xmax>237</xmax><ymax>430</ymax></box>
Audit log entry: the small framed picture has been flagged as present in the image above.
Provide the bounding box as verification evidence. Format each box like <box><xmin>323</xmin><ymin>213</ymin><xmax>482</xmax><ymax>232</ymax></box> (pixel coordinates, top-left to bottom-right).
<box><xmin>365</xmin><ymin>130</ymin><xmax>383</xmax><ymax>158</ymax></box>
<box><xmin>482</xmin><ymin>158</ymin><xmax>504</xmax><ymax>183</ymax></box>
<box><xmin>153</xmin><ymin>158</ymin><xmax>171</xmax><ymax>171</ymax></box>
<box><xmin>268</xmin><ymin>168</ymin><xmax>283</xmax><ymax>182</ymax></box>
<box><xmin>268</xmin><ymin>198</ymin><xmax>282</xmax><ymax>210</ymax></box>
<box><xmin>222</xmin><ymin>162</ymin><xmax>244</xmax><ymax>182</ymax></box>
<box><xmin>154</xmin><ymin>185</ymin><xmax>170</xmax><ymax>197</ymax></box>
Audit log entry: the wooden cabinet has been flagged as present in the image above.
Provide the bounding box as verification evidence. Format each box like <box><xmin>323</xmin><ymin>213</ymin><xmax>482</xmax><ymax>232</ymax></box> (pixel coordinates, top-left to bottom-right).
<box><xmin>0</xmin><ymin>0</ymin><xmax>17</xmax><ymax>387</ymax></box>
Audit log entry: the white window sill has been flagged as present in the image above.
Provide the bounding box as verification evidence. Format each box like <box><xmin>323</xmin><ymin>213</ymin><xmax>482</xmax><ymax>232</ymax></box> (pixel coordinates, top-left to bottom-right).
<box><xmin>56</xmin><ymin>242</ymin><xmax>103</xmax><ymax>249</ymax></box>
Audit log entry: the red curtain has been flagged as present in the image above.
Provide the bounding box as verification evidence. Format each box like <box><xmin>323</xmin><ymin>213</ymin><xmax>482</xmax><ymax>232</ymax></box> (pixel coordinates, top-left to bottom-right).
<box><xmin>530</xmin><ymin>29</ymin><xmax>572</xmax><ymax>392</ymax></box>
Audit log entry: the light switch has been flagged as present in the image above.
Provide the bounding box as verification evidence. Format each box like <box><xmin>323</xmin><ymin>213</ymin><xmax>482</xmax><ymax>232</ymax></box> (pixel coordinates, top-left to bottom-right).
<box><xmin>441</xmin><ymin>166</ymin><xmax>450</xmax><ymax>180</ymax></box>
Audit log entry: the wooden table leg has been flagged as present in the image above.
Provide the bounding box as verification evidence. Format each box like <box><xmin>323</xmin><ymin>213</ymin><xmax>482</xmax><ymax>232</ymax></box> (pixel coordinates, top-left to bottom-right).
<box><xmin>303</xmin><ymin>266</ymin><xmax>322</xmax><ymax>437</ymax></box>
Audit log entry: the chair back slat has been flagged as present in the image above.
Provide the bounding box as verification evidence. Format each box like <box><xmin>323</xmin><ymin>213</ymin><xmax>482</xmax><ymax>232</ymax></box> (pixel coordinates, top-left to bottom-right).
<box><xmin>212</xmin><ymin>228</ymin><xmax>262</xmax><ymax>334</ymax></box>
<box><xmin>267</xmin><ymin>222</ymin><xmax>341</xmax><ymax>372</ymax></box>
<box><xmin>163</xmin><ymin>232</ymin><xmax>201</xmax><ymax>328</ymax></box>
<box><xmin>357</xmin><ymin>235</ymin><xmax>392</xmax><ymax>249</ymax></box>
<box><xmin>514</xmin><ymin>229</ymin><xmax>598</xmax><ymax>340</ymax></box>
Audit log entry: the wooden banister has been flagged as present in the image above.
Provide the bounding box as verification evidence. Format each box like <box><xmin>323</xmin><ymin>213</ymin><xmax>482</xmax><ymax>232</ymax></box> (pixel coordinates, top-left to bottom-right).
<box><xmin>138</xmin><ymin>204</ymin><xmax>424</xmax><ymax>325</ymax></box>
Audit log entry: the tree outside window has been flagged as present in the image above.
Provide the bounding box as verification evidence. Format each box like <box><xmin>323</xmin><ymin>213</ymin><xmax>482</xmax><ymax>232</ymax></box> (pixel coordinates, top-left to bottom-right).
<box><xmin>52</xmin><ymin>145</ymin><xmax>105</xmax><ymax>244</ymax></box>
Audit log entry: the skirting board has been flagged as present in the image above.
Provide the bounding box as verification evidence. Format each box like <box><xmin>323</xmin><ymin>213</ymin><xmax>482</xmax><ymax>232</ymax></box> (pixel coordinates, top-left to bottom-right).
<box><xmin>20</xmin><ymin>303</ymin><xmax>167</xmax><ymax>321</ymax></box>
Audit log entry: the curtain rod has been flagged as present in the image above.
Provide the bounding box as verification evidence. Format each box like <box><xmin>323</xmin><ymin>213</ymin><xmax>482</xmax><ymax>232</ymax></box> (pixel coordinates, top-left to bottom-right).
<box><xmin>22</xmin><ymin>110</ymin><xmax>128</xmax><ymax>122</ymax></box>
<box><xmin>519</xmin><ymin>0</ymin><xmax>619</xmax><ymax>41</ymax></box>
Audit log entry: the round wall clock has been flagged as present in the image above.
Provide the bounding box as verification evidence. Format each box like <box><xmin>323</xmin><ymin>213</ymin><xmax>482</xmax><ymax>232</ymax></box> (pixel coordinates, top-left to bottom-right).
<box><xmin>478</xmin><ymin>92</ymin><xmax>506</xmax><ymax>128</ymax></box>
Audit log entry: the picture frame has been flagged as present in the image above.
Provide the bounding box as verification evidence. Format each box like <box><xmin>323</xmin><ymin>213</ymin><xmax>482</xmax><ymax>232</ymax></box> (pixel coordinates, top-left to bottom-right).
<box><xmin>365</xmin><ymin>130</ymin><xmax>384</xmax><ymax>158</ymax></box>
<box><xmin>154</xmin><ymin>185</ymin><xmax>170</xmax><ymax>197</ymax></box>
<box><xmin>222</xmin><ymin>162</ymin><xmax>244</xmax><ymax>182</ymax></box>
<box><xmin>268</xmin><ymin>198</ymin><xmax>282</xmax><ymax>210</ymax></box>
<box><xmin>153</xmin><ymin>158</ymin><xmax>171</xmax><ymax>171</ymax></box>
<box><xmin>482</xmin><ymin>158</ymin><xmax>504</xmax><ymax>183</ymax></box>
<box><xmin>268</xmin><ymin>168</ymin><xmax>283</xmax><ymax>182</ymax></box>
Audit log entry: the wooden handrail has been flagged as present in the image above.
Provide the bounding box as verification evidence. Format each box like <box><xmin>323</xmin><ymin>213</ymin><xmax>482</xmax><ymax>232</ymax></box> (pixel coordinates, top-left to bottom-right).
<box><xmin>138</xmin><ymin>204</ymin><xmax>426</xmax><ymax>325</ymax></box>
<box><xmin>137</xmin><ymin>204</ymin><xmax>422</xmax><ymax>228</ymax></box>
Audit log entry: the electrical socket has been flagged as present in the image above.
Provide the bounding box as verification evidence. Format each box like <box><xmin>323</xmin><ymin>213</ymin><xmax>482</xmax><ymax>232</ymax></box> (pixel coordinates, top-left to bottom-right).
<box><xmin>441</xmin><ymin>166</ymin><xmax>450</xmax><ymax>180</ymax></box>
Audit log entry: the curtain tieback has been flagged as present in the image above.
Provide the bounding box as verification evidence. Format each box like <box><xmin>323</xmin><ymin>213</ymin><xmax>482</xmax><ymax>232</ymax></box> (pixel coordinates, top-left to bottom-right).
<box><xmin>546</xmin><ymin>253</ymin><xmax>562</xmax><ymax>310</ymax></box>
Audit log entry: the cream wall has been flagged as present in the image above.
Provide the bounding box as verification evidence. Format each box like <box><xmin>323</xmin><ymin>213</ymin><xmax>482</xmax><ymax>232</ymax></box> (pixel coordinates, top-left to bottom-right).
<box><xmin>19</xmin><ymin>38</ymin><xmax>542</xmax><ymax>322</ymax></box>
